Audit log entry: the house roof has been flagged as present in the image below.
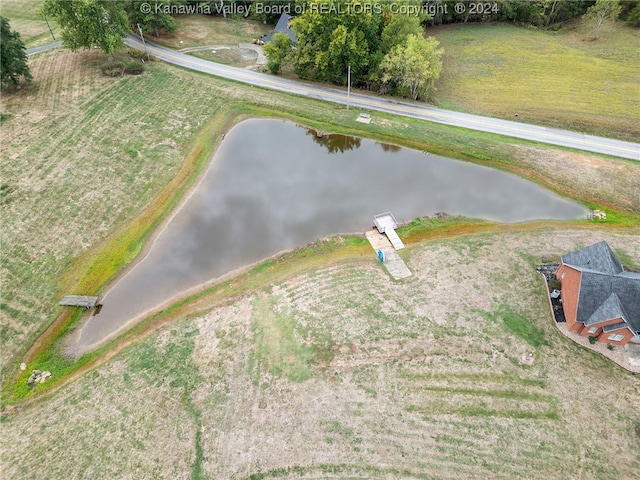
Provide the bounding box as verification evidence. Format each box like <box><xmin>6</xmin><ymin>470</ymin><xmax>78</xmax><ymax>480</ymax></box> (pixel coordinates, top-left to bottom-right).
<box><xmin>561</xmin><ymin>241</ymin><xmax>640</xmax><ymax>334</ymax></box>
<box><xmin>603</xmin><ymin>321</ymin><xmax>629</xmax><ymax>333</ymax></box>
<box><xmin>561</xmin><ymin>240</ymin><xmax>623</xmax><ymax>275</ymax></box>
<box><xmin>260</xmin><ymin>13</ymin><xmax>296</xmax><ymax>44</ymax></box>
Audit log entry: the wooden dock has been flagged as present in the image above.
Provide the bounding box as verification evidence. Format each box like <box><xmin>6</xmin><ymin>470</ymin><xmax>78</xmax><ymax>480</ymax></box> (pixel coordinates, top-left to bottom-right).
<box><xmin>60</xmin><ymin>295</ymin><xmax>99</xmax><ymax>308</ymax></box>
<box><xmin>373</xmin><ymin>212</ymin><xmax>405</xmax><ymax>250</ymax></box>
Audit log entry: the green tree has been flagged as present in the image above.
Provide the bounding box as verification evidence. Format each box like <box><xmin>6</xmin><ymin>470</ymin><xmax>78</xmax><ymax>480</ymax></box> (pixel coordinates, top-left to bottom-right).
<box><xmin>627</xmin><ymin>2</ymin><xmax>640</xmax><ymax>27</ymax></box>
<box><xmin>263</xmin><ymin>31</ymin><xmax>293</xmax><ymax>73</ymax></box>
<box><xmin>291</xmin><ymin>0</ymin><xmax>383</xmax><ymax>84</ymax></box>
<box><xmin>379</xmin><ymin>34</ymin><xmax>442</xmax><ymax>101</ymax></box>
<box><xmin>583</xmin><ymin>0</ymin><xmax>622</xmax><ymax>39</ymax></box>
<box><xmin>0</xmin><ymin>16</ymin><xmax>32</xmax><ymax>90</ymax></box>
<box><xmin>125</xmin><ymin>1</ymin><xmax>177</xmax><ymax>38</ymax></box>
<box><xmin>380</xmin><ymin>13</ymin><xmax>423</xmax><ymax>54</ymax></box>
<box><xmin>42</xmin><ymin>0</ymin><xmax>130</xmax><ymax>58</ymax></box>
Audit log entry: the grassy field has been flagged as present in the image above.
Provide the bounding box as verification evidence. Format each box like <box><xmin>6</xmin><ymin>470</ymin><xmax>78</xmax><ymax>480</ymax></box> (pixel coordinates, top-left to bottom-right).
<box><xmin>0</xmin><ymin>0</ymin><xmax>59</xmax><ymax>48</ymax></box>
<box><xmin>1</xmin><ymin>44</ymin><xmax>639</xmax><ymax>388</ymax></box>
<box><xmin>432</xmin><ymin>22</ymin><xmax>640</xmax><ymax>140</ymax></box>
<box><xmin>152</xmin><ymin>14</ymin><xmax>271</xmax><ymax>49</ymax></box>
<box><xmin>2</xmin><ymin>228</ymin><xmax>639</xmax><ymax>479</ymax></box>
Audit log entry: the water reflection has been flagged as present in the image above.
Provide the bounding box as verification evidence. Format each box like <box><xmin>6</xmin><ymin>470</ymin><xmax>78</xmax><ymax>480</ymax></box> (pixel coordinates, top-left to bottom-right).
<box><xmin>377</xmin><ymin>142</ymin><xmax>401</xmax><ymax>153</ymax></box>
<box><xmin>68</xmin><ymin>119</ymin><xmax>589</xmax><ymax>354</ymax></box>
<box><xmin>306</xmin><ymin>128</ymin><xmax>362</xmax><ymax>154</ymax></box>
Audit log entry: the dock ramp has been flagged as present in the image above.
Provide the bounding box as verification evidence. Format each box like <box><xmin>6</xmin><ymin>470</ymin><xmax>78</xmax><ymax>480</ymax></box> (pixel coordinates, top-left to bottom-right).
<box><xmin>373</xmin><ymin>212</ymin><xmax>404</xmax><ymax>250</ymax></box>
<box><xmin>385</xmin><ymin>228</ymin><xmax>404</xmax><ymax>250</ymax></box>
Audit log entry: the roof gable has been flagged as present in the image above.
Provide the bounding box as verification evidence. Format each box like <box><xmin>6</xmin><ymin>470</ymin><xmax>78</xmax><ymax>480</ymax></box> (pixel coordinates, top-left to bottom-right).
<box><xmin>561</xmin><ymin>240</ymin><xmax>623</xmax><ymax>275</ymax></box>
<box><xmin>584</xmin><ymin>292</ymin><xmax>626</xmax><ymax>326</ymax></box>
<box><xmin>564</xmin><ymin>241</ymin><xmax>640</xmax><ymax>333</ymax></box>
<box><xmin>261</xmin><ymin>13</ymin><xmax>296</xmax><ymax>44</ymax></box>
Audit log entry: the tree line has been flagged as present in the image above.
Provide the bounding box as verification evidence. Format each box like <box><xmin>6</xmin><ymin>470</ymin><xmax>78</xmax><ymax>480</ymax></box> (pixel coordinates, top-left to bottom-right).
<box><xmin>210</xmin><ymin>0</ymin><xmax>640</xmax><ymax>28</ymax></box>
<box><xmin>2</xmin><ymin>0</ymin><xmax>638</xmax><ymax>93</ymax></box>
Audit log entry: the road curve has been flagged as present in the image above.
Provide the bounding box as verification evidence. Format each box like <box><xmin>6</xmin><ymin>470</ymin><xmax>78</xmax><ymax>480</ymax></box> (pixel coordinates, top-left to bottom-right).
<box><xmin>29</xmin><ymin>38</ymin><xmax>640</xmax><ymax>160</ymax></box>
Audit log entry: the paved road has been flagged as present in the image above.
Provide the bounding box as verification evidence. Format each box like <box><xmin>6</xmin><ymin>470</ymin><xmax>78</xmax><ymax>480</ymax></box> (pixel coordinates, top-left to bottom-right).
<box><xmin>26</xmin><ymin>41</ymin><xmax>62</xmax><ymax>56</ymax></box>
<box><xmin>28</xmin><ymin>38</ymin><xmax>640</xmax><ymax>161</ymax></box>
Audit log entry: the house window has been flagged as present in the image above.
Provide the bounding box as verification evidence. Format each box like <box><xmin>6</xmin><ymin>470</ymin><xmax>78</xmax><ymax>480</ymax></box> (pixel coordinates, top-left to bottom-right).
<box><xmin>588</xmin><ymin>327</ymin><xmax>598</xmax><ymax>334</ymax></box>
<box><xmin>561</xmin><ymin>271</ymin><xmax>566</xmax><ymax>279</ymax></box>
<box><xmin>607</xmin><ymin>333</ymin><xmax>624</xmax><ymax>342</ymax></box>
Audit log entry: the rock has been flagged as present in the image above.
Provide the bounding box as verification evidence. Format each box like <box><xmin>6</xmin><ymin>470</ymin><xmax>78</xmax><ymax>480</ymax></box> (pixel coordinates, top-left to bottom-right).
<box><xmin>20</xmin><ymin>362</ymin><xmax>26</xmax><ymax>371</ymax></box>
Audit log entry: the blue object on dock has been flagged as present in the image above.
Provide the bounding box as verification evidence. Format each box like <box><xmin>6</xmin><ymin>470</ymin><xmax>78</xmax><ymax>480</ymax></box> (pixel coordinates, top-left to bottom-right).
<box><xmin>377</xmin><ymin>249</ymin><xmax>385</xmax><ymax>263</ymax></box>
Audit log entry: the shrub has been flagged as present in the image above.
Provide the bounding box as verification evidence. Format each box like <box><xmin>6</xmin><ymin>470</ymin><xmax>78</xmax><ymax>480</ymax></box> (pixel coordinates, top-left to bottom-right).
<box><xmin>549</xmin><ymin>277</ymin><xmax>561</xmax><ymax>290</ymax></box>
<box><xmin>127</xmin><ymin>48</ymin><xmax>146</xmax><ymax>59</ymax></box>
<box><xmin>125</xmin><ymin>60</ymin><xmax>145</xmax><ymax>75</ymax></box>
<box><xmin>588</xmin><ymin>336</ymin><xmax>597</xmax><ymax>345</ymax></box>
<box><xmin>100</xmin><ymin>61</ymin><xmax>126</xmax><ymax>77</ymax></box>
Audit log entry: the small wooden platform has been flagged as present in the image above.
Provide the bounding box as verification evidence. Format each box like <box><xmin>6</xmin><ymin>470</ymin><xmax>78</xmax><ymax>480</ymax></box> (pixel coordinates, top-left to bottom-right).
<box><xmin>373</xmin><ymin>212</ymin><xmax>405</xmax><ymax>250</ymax></box>
<box><xmin>60</xmin><ymin>295</ymin><xmax>99</xmax><ymax>308</ymax></box>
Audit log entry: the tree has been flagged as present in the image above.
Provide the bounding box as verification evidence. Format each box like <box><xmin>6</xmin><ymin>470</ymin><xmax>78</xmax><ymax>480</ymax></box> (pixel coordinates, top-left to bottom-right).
<box><xmin>583</xmin><ymin>0</ymin><xmax>622</xmax><ymax>39</ymax></box>
<box><xmin>380</xmin><ymin>13</ymin><xmax>423</xmax><ymax>54</ymax></box>
<box><xmin>42</xmin><ymin>0</ymin><xmax>130</xmax><ymax>58</ymax></box>
<box><xmin>291</xmin><ymin>0</ymin><xmax>383</xmax><ymax>84</ymax></box>
<box><xmin>379</xmin><ymin>34</ymin><xmax>442</xmax><ymax>101</ymax></box>
<box><xmin>263</xmin><ymin>32</ymin><xmax>293</xmax><ymax>74</ymax></box>
<box><xmin>125</xmin><ymin>1</ymin><xmax>177</xmax><ymax>38</ymax></box>
<box><xmin>626</xmin><ymin>2</ymin><xmax>640</xmax><ymax>27</ymax></box>
<box><xmin>0</xmin><ymin>16</ymin><xmax>32</xmax><ymax>90</ymax></box>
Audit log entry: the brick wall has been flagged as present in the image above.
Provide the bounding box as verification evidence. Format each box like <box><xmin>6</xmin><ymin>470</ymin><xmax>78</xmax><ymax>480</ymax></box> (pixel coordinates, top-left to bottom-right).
<box><xmin>597</xmin><ymin>326</ymin><xmax>635</xmax><ymax>345</ymax></box>
<box><xmin>556</xmin><ymin>264</ymin><xmax>582</xmax><ymax>333</ymax></box>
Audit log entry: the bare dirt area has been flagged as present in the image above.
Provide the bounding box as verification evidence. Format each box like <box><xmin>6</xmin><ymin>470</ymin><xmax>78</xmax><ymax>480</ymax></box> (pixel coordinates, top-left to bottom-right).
<box><xmin>2</xmin><ymin>228</ymin><xmax>639</xmax><ymax>479</ymax></box>
<box><xmin>510</xmin><ymin>145</ymin><xmax>640</xmax><ymax>212</ymax></box>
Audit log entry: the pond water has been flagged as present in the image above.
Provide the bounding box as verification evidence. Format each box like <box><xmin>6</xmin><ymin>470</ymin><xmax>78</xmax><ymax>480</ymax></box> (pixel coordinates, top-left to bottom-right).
<box><xmin>68</xmin><ymin>119</ymin><xmax>588</xmax><ymax>353</ymax></box>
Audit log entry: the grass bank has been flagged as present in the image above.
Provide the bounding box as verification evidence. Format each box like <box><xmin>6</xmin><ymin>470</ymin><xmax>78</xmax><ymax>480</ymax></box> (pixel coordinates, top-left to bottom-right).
<box><xmin>432</xmin><ymin>22</ymin><xmax>640</xmax><ymax>141</ymax></box>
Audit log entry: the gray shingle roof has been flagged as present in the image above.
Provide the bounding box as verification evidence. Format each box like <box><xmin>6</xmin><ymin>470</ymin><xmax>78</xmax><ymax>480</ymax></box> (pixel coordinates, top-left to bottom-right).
<box><xmin>261</xmin><ymin>13</ymin><xmax>296</xmax><ymax>44</ymax></box>
<box><xmin>561</xmin><ymin>240</ymin><xmax>623</xmax><ymax>275</ymax></box>
<box><xmin>584</xmin><ymin>291</ymin><xmax>627</xmax><ymax>326</ymax></box>
<box><xmin>562</xmin><ymin>241</ymin><xmax>640</xmax><ymax>335</ymax></box>
<box><xmin>603</xmin><ymin>321</ymin><xmax>629</xmax><ymax>333</ymax></box>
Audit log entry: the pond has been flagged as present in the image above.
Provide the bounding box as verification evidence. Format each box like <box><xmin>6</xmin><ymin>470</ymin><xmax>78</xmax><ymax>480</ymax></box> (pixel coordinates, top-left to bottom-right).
<box><xmin>66</xmin><ymin>118</ymin><xmax>589</xmax><ymax>354</ymax></box>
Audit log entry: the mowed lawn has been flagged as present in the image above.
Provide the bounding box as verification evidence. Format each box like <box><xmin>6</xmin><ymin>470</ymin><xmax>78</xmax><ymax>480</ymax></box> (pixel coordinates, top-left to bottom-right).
<box><xmin>151</xmin><ymin>14</ymin><xmax>271</xmax><ymax>49</ymax></box>
<box><xmin>432</xmin><ymin>22</ymin><xmax>640</xmax><ymax>140</ymax></box>
<box><xmin>0</xmin><ymin>0</ymin><xmax>60</xmax><ymax>48</ymax></box>
<box><xmin>2</xmin><ymin>228</ymin><xmax>639</xmax><ymax>479</ymax></box>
